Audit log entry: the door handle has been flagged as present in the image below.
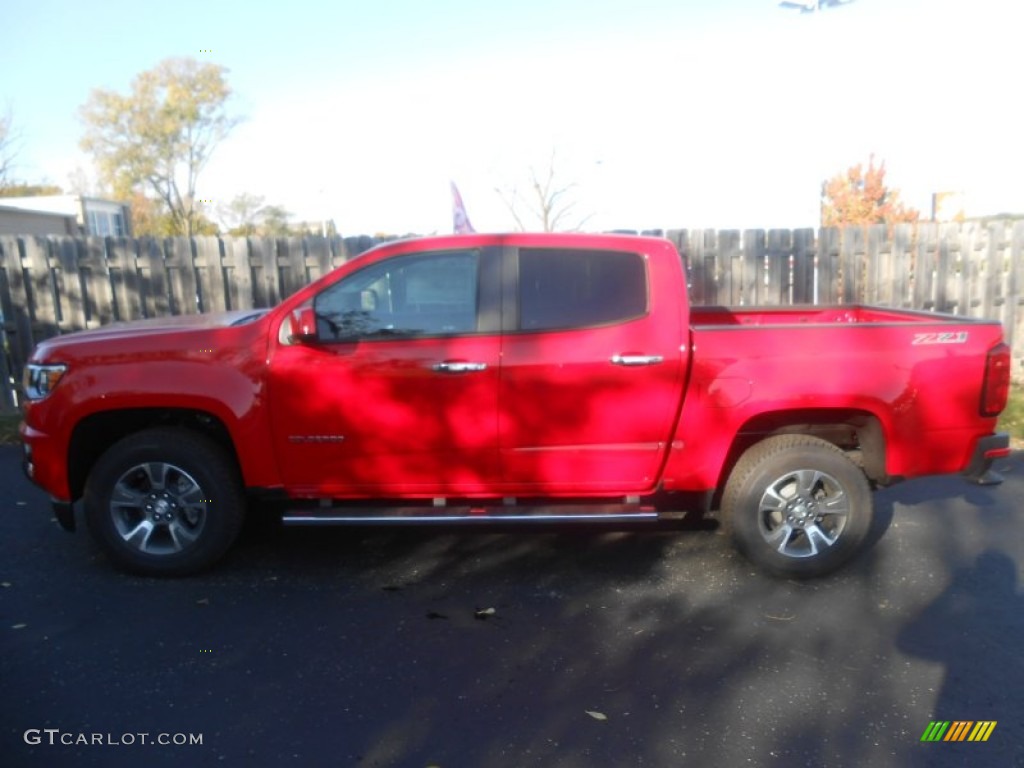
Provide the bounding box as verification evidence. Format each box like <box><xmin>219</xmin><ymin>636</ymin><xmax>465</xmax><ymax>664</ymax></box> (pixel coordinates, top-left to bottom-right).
<box><xmin>432</xmin><ymin>361</ymin><xmax>488</xmax><ymax>373</ymax></box>
<box><xmin>611</xmin><ymin>354</ymin><xmax>664</xmax><ymax>366</ymax></box>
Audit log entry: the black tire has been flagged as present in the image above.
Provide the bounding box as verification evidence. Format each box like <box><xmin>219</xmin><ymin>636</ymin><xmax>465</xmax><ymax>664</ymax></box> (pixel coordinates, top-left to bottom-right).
<box><xmin>84</xmin><ymin>428</ymin><xmax>245</xmax><ymax>576</ymax></box>
<box><xmin>721</xmin><ymin>435</ymin><xmax>873</xmax><ymax>578</ymax></box>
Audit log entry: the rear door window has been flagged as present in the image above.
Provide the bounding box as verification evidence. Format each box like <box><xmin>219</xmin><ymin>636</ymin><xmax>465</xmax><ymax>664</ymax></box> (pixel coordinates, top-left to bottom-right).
<box><xmin>518</xmin><ymin>248</ymin><xmax>647</xmax><ymax>331</ymax></box>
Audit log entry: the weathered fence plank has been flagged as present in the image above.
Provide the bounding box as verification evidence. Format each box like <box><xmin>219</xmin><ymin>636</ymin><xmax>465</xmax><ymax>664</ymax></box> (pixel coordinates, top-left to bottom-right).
<box><xmin>305</xmin><ymin>236</ymin><xmax>332</xmax><ymax>284</ymax></box>
<box><xmin>718</xmin><ymin>230</ymin><xmax>741</xmax><ymax>305</ymax></box>
<box><xmin>53</xmin><ymin>237</ymin><xmax>85</xmax><ymax>331</ymax></box>
<box><xmin>865</xmin><ymin>226</ymin><xmax>885</xmax><ymax>306</ymax></box>
<box><xmin>687</xmin><ymin>230</ymin><xmax>715</xmax><ymax>306</ymax></box>
<box><xmin>914</xmin><ymin>223</ymin><xmax>938</xmax><ymax>310</ymax></box>
<box><xmin>818</xmin><ymin>227</ymin><xmax>840</xmax><ymax>305</ymax></box>
<box><xmin>792</xmin><ymin>228</ymin><xmax>815</xmax><ymax>304</ymax></box>
<box><xmin>0</xmin><ymin>236</ymin><xmax>32</xmax><ymax>408</ymax></box>
<box><xmin>138</xmin><ymin>238</ymin><xmax>170</xmax><ymax>318</ymax></box>
<box><xmin>107</xmin><ymin>237</ymin><xmax>143</xmax><ymax>322</ymax></box>
<box><xmin>221</xmin><ymin>237</ymin><xmax>252</xmax><ymax>312</ymax></box>
<box><xmin>741</xmin><ymin>229</ymin><xmax>765</xmax><ymax>305</ymax></box>
<box><xmin>249</xmin><ymin>238</ymin><xmax>280</xmax><ymax>308</ymax></box>
<box><xmin>22</xmin><ymin>236</ymin><xmax>59</xmax><ymax>340</ymax></box>
<box><xmin>840</xmin><ymin>226</ymin><xmax>864</xmax><ymax>304</ymax></box>
<box><xmin>165</xmin><ymin>237</ymin><xmax>199</xmax><ymax>315</ymax></box>
<box><xmin>890</xmin><ymin>223</ymin><xmax>913</xmax><ymax>308</ymax></box>
<box><xmin>81</xmin><ymin>236</ymin><xmax>114</xmax><ymax>327</ymax></box>
<box><xmin>1008</xmin><ymin>221</ymin><xmax>1024</xmax><ymax>364</ymax></box>
<box><xmin>961</xmin><ymin>223</ymin><xmax>980</xmax><ymax>316</ymax></box>
<box><xmin>277</xmin><ymin>237</ymin><xmax>307</xmax><ymax>300</ymax></box>
<box><xmin>194</xmin><ymin>236</ymin><xmax>228</xmax><ymax>314</ymax></box>
<box><xmin>981</xmin><ymin>221</ymin><xmax>1005</xmax><ymax>323</ymax></box>
<box><xmin>765</xmin><ymin>229</ymin><xmax>791</xmax><ymax>305</ymax></box>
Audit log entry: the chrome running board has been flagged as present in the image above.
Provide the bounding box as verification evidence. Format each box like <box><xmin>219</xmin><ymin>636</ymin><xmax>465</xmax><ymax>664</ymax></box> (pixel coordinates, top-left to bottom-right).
<box><xmin>281</xmin><ymin>501</ymin><xmax>658</xmax><ymax>526</ymax></box>
<box><xmin>282</xmin><ymin>511</ymin><xmax>658</xmax><ymax>526</ymax></box>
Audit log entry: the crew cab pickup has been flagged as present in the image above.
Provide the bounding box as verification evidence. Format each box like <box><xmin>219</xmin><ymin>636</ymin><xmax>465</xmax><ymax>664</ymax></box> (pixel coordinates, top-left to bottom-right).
<box><xmin>19</xmin><ymin>233</ymin><xmax>1012</xmax><ymax>577</ymax></box>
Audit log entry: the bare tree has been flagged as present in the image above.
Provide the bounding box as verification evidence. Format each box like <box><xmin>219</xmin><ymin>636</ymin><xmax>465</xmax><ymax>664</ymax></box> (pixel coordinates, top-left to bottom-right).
<box><xmin>0</xmin><ymin>108</ymin><xmax>18</xmax><ymax>189</ymax></box>
<box><xmin>67</xmin><ymin>166</ymin><xmax>97</xmax><ymax>197</ymax></box>
<box><xmin>496</xmin><ymin>149</ymin><xmax>592</xmax><ymax>232</ymax></box>
<box><xmin>218</xmin><ymin>192</ymin><xmax>267</xmax><ymax>236</ymax></box>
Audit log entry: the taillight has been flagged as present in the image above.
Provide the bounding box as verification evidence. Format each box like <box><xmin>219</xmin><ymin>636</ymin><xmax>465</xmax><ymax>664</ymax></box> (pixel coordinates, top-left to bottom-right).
<box><xmin>981</xmin><ymin>342</ymin><xmax>1011</xmax><ymax>417</ymax></box>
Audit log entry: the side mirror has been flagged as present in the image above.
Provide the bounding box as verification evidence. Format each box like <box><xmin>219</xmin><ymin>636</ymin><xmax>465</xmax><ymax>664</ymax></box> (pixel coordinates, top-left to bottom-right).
<box><xmin>289</xmin><ymin>306</ymin><xmax>319</xmax><ymax>344</ymax></box>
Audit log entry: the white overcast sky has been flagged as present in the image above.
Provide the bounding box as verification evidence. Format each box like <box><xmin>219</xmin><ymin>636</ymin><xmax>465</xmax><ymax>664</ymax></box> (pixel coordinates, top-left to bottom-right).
<box><xmin>2</xmin><ymin>0</ymin><xmax>1021</xmax><ymax>234</ymax></box>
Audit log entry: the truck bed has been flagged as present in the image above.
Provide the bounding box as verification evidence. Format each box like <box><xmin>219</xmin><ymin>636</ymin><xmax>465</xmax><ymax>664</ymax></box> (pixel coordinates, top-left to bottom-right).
<box><xmin>671</xmin><ymin>304</ymin><xmax>1006</xmax><ymax>490</ymax></box>
<box><xmin>691</xmin><ymin>304</ymin><xmax>987</xmax><ymax>328</ymax></box>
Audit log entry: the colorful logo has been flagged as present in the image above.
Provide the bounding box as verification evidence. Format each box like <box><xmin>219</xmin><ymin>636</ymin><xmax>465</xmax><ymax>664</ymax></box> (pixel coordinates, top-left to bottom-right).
<box><xmin>920</xmin><ymin>721</ymin><xmax>997</xmax><ymax>742</ymax></box>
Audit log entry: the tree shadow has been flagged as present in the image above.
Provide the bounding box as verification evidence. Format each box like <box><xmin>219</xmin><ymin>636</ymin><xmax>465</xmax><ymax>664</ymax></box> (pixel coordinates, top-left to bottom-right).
<box><xmin>897</xmin><ymin>549</ymin><xmax>1024</xmax><ymax>766</ymax></box>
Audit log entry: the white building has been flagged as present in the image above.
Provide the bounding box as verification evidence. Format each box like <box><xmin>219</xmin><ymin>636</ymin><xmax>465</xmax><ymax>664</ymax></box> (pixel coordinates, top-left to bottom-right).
<box><xmin>0</xmin><ymin>195</ymin><xmax>131</xmax><ymax>236</ymax></box>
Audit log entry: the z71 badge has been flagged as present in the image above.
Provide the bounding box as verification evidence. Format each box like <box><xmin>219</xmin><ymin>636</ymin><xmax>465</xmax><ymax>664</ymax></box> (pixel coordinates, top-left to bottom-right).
<box><xmin>912</xmin><ymin>332</ymin><xmax>969</xmax><ymax>345</ymax></box>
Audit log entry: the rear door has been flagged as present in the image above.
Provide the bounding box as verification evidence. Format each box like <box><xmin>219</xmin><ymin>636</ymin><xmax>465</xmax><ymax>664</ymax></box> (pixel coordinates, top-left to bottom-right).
<box><xmin>498</xmin><ymin>243</ymin><xmax>688</xmax><ymax>494</ymax></box>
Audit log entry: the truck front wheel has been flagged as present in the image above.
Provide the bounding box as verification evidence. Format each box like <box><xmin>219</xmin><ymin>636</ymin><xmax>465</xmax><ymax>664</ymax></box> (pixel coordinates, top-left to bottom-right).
<box><xmin>84</xmin><ymin>428</ymin><xmax>245</xmax><ymax>576</ymax></box>
<box><xmin>722</xmin><ymin>435</ymin><xmax>873</xmax><ymax>577</ymax></box>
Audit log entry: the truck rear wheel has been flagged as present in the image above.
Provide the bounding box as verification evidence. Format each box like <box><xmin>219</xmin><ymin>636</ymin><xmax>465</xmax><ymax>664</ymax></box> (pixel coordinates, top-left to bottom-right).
<box><xmin>721</xmin><ymin>435</ymin><xmax>873</xmax><ymax>577</ymax></box>
<box><xmin>84</xmin><ymin>428</ymin><xmax>245</xmax><ymax>576</ymax></box>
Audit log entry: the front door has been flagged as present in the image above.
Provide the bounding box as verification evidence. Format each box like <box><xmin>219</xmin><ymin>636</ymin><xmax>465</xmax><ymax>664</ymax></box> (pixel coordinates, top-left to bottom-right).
<box><xmin>269</xmin><ymin>247</ymin><xmax>501</xmax><ymax>496</ymax></box>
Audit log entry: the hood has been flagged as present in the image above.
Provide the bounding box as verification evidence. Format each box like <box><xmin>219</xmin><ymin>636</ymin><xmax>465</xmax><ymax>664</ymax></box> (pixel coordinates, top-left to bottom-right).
<box><xmin>32</xmin><ymin>309</ymin><xmax>270</xmax><ymax>357</ymax></box>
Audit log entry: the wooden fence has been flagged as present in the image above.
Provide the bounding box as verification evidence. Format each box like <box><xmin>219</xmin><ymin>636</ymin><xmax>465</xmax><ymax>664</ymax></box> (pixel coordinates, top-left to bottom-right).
<box><xmin>1</xmin><ymin>221</ymin><xmax>1023</xmax><ymax>411</ymax></box>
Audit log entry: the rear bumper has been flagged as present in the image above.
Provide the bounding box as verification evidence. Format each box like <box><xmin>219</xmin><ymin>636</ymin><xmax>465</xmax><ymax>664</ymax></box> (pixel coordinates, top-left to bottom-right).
<box><xmin>963</xmin><ymin>433</ymin><xmax>1011</xmax><ymax>482</ymax></box>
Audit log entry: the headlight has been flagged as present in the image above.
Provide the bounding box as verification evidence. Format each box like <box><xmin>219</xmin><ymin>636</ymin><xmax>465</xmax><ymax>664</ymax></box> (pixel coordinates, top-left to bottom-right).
<box><xmin>23</xmin><ymin>363</ymin><xmax>68</xmax><ymax>400</ymax></box>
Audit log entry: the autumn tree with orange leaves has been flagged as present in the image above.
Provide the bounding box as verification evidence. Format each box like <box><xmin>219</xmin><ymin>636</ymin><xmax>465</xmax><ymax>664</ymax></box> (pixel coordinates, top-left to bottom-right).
<box><xmin>821</xmin><ymin>155</ymin><xmax>919</xmax><ymax>226</ymax></box>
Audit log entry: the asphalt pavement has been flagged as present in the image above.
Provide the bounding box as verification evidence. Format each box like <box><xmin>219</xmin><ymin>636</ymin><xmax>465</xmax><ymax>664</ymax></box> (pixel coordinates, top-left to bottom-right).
<box><xmin>1</xmin><ymin>444</ymin><xmax>1022</xmax><ymax>768</ymax></box>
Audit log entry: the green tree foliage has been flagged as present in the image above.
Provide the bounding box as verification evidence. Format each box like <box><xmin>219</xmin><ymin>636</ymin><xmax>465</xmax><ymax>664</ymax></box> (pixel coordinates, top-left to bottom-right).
<box><xmin>79</xmin><ymin>57</ymin><xmax>241</xmax><ymax>236</ymax></box>
<box><xmin>259</xmin><ymin>204</ymin><xmax>293</xmax><ymax>237</ymax></box>
<box><xmin>821</xmin><ymin>155</ymin><xmax>919</xmax><ymax>227</ymax></box>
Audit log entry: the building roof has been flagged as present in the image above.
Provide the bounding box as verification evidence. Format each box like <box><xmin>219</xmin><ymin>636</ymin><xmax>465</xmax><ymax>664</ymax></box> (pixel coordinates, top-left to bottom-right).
<box><xmin>0</xmin><ymin>195</ymin><xmax>128</xmax><ymax>216</ymax></box>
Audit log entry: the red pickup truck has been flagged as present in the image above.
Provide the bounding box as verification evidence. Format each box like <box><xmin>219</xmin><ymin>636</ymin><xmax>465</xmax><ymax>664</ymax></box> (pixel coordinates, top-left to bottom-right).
<box><xmin>19</xmin><ymin>233</ymin><xmax>1011</xmax><ymax>577</ymax></box>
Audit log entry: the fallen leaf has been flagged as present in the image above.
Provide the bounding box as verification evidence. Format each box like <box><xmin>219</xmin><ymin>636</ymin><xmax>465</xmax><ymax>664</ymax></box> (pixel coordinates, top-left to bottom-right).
<box><xmin>585</xmin><ymin>710</ymin><xmax>608</xmax><ymax>721</ymax></box>
<box><xmin>474</xmin><ymin>607</ymin><xmax>496</xmax><ymax>620</ymax></box>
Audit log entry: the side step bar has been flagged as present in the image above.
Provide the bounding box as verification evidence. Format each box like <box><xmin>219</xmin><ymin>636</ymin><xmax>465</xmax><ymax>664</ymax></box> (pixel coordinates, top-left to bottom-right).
<box><xmin>281</xmin><ymin>502</ymin><xmax>658</xmax><ymax>526</ymax></box>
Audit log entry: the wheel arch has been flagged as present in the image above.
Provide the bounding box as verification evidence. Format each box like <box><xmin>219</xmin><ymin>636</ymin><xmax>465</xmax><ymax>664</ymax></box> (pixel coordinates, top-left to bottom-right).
<box><xmin>715</xmin><ymin>408</ymin><xmax>889</xmax><ymax>503</ymax></box>
<box><xmin>68</xmin><ymin>408</ymin><xmax>241</xmax><ymax>501</ymax></box>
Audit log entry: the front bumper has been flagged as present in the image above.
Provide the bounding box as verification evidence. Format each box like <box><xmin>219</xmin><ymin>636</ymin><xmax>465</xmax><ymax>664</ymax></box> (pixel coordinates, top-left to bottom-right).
<box><xmin>51</xmin><ymin>500</ymin><xmax>76</xmax><ymax>532</ymax></box>
<box><xmin>963</xmin><ymin>432</ymin><xmax>1011</xmax><ymax>485</ymax></box>
<box><xmin>21</xmin><ymin>420</ymin><xmax>77</xmax><ymax>531</ymax></box>
<box><xmin>20</xmin><ymin>419</ymin><xmax>72</xmax><ymax>500</ymax></box>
